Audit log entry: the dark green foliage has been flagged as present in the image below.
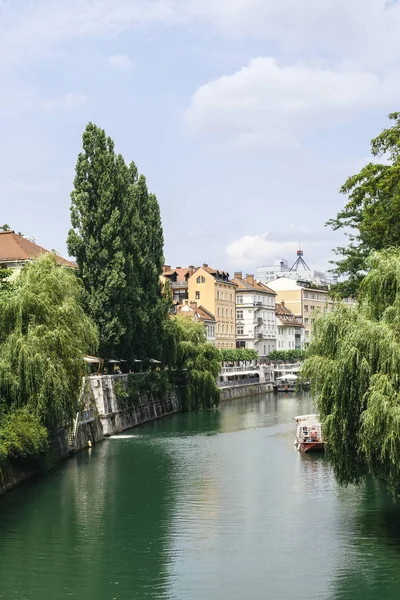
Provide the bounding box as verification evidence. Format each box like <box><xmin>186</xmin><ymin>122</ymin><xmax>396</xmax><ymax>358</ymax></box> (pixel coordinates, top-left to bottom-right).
<box><xmin>220</xmin><ymin>348</ymin><xmax>258</xmax><ymax>363</ymax></box>
<box><xmin>165</xmin><ymin>316</ymin><xmax>221</xmax><ymax>410</ymax></box>
<box><xmin>302</xmin><ymin>249</ymin><xmax>400</xmax><ymax>495</ymax></box>
<box><xmin>267</xmin><ymin>349</ymin><xmax>306</xmax><ymax>362</ymax></box>
<box><xmin>68</xmin><ymin>123</ymin><xmax>168</xmax><ymax>364</ymax></box>
<box><xmin>0</xmin><ymin>408</ymin><xmax>48</xmax><ymax>463</ymax></box>
<box><xmin>328</xmin><ymin>112</ymin><xmax>400</xmax><ymax>297</ymax></box>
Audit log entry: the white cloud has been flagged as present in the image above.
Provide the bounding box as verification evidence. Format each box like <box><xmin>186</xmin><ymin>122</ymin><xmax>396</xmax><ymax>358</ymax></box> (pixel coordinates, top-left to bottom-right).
<box><xmin>108</xmin><ymin>54</ymin><xmax>134</xmax><ymax>70</ymax></box>
<box><xmin>225</xmin><ymin>230</ymin><xmax>337</xmax><ymax>270</ymax></box>
<box><xmin>185</xmin><ymin>57</ymin><xmax>400</xmax><ymax>150</ymax></box>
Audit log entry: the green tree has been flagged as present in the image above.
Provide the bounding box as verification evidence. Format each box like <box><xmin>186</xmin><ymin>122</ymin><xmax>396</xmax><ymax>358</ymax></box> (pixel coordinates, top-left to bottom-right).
<box><xmin>0</xmin><ymin>254</ymin><xmax>98</xmax><ymax>429</ymax></box>
<box><xmin>67</xmin><ymin>123</ymin><xmax>126</xmax><ymax>360</ymax></box>
<box><xmin>165</xmin><ymin>316</ymin><xmax>221</xmax><ymax>410</ymax></box>
<box><xmin>68</xmin><ymin>123</ymin><xmax>168</xmax><ymax>364</ymax></box>
<box><xmin>302</xmin><ymin>248</ymin><xmax>400</xmax><ymax>495</ymax></box>
<box><xmin>328</xmin><ymin>112</ymin><xmax>400</xmax><ymax>297</ymax></box>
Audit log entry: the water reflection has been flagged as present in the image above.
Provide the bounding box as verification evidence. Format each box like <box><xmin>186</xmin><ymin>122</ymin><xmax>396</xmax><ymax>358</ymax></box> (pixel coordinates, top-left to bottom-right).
<box><xmin>1</xmin><ymin>394</ymin><xmax>400</xmax><ymax>599</ymax></box>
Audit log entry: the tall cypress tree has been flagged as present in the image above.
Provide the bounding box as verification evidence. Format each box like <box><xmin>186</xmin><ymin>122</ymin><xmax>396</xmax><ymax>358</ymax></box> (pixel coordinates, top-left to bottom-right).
<box><xmin>67</xmin><ymin>123</ymin><xmax>126</xmax><ymax>359</ymax></box>
<box><xmin>68</xmin><ymin>123</ymin><xmax>168</xmax><ymax>364</ymax></box>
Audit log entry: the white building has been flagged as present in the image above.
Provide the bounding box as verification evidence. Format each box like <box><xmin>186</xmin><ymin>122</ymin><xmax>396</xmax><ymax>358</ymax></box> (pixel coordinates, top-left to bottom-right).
<box><xmin>275</xmin><ymin>302</ymin><xmax>304</xmax><ymax>350</ymax></box>
<box><xmin>232</xmin><ymin>273</ymin><xmax>277</xmax><ymax>358</ymax></box>
<box><xmin>256</xmin><ymin>250</ymin><xmax>336</xmax><ymax>287</ymax></box>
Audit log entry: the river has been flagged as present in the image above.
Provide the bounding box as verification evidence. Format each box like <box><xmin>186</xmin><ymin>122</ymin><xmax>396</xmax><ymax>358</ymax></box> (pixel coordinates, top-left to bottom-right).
<box><xmin>1</xmin><ymin>392</ymin><xmax>400</xmax><ymax>600</ymax></box>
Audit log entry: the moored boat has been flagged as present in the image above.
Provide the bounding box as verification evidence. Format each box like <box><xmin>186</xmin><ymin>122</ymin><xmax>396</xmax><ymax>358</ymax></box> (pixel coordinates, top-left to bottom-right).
<box><xmin>294</xmin><ymin>414</ymin><xmax>324</xmax><ymax>453</ymax></box>
<box><xmin>275</xmin><ymin>373</ymin><xmax>298</xmax><ymax>392</ymax></box>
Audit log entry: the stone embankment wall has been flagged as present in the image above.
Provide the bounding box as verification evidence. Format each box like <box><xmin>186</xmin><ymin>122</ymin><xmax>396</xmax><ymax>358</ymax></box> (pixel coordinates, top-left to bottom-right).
<box><xmin>220</xmin><ymin>382</ymin><xmax>274</xmax><ymax>402</ymax></box>
<box><xmin>81</xmin><ymin>374</ymin><xmax>181</xmax><ymax>437</ymax></box>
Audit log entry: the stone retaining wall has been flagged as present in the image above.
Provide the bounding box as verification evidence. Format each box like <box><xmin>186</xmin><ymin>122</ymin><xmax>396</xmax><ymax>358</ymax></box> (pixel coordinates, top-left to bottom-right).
<box><xmin>220</xmin><ymin>382</ymin><xmax>274</xmax><ymax>402</ymax></box>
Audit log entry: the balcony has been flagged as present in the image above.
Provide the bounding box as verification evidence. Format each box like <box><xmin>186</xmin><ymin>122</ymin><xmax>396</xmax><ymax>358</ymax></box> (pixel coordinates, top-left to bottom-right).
<box><xmin>170</xmin><ymin>281</ymin><xmax>188</xmax><ymax>289</ymax></box>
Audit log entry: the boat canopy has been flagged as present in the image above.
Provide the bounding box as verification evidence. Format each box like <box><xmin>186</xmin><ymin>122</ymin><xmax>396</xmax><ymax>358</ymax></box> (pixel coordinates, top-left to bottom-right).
<box><xmin>276</xmin><ymin>374</ymin><xmax>298</xmax><ymax>381</ymax></box>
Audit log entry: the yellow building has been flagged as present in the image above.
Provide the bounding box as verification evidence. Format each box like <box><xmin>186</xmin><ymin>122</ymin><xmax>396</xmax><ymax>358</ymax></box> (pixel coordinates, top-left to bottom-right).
<box><xmin>188</xmin><ymin>264</ymin><xmax>237</xmax><ymax>349</ymax></box>
<box><xmin>267</xmin><ymin>276</ymin><xmax>334</xmax><ymax>344</ymax></box>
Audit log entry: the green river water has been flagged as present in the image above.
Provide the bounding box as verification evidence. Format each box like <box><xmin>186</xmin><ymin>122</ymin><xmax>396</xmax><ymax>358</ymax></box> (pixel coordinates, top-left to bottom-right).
<box><xmin>1</xmin><ymin>392</ymin><xmax>400</xmax><ymax>600</ymax></box>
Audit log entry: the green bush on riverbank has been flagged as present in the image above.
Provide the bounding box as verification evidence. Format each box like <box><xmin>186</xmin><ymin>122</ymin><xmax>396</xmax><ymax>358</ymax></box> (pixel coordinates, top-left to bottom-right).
<box><xmin>0</xmin><ymin>255</ymin><xmax>98</xmax><ymax>464</ymax></box>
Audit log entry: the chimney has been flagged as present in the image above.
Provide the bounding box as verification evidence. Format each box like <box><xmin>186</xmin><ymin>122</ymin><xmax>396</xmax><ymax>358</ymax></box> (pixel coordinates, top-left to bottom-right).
<box><xmin>203</xmin><ymin>263</ymin><xmax>208</xmax><ymax>268</ymax></box>
<box><xmin>246</xmin><ymin>274</ymin><xmax>255</xmax><ymax>286</ymax></box>
<box><xmin>234</xmin><ymin>271</ymin><xmax>242</xmax><ymax>280</ymax></box>
<box><xmin>163</xmin><ymin>265</ymin><xmax>171</xmax><ymax>272</ymax></box>
<box><xmin>184</xmin><ymin>299</ymin><xmax>189</xmax><ymax>306</ymax></box>
<box><xmin>189</xmin><ymin>265</ymin><xmax>194</xmax><ymax>270</ymax></box>
<box><xmin>281</xmin><ymin>300</ymin><xmax>285</xmax><ymax>307</ymax></box>
<box><xmin>176</xmin><ymin>266</ymin><xmax>181</xmax><ymax>269</ymax></box>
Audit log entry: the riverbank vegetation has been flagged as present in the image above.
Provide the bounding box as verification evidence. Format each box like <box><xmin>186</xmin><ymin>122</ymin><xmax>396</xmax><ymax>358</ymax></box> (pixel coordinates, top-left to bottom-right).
<box><xmin>165</xmin><ymin>316</ymin><xmax>221</xmax><ymax>409</ymax></box>
<box><xmin>303</xmin><ymin>249</ymin><xmax>400</xmax><ymax>495</ymax></box>
<box><xmin>0</xmin><ymin>255</ymin><xmax>97</xmax><ymax>463</ymax></box>
<box><xmin>220</xmin><ymin>348</ymin><xmax>258</xmax><ymax>364</ymax></box>
<box><xmin>328</xmin><ymin>112</ymin><xmax>400</xmax><ymax>298</ymax></box>
<box><xmin>267</xmin><ymin>349</ymin><xmax>306</xmax><ymax>362</ymax></box>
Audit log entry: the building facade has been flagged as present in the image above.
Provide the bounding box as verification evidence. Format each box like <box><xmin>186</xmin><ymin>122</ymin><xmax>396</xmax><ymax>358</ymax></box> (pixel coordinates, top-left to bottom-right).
<box><xmin>188</xmin><ymin>264</ymin><xmax>237</xmax><ymax>349</ymax></box>
<box><xmin>176</xmin><ymin>301</ymin><xmax>216</xmax><ymax>345</ymax></box>
<box><xmin>232</xmin><ymin>273</ymin><xmax>277</xmax><ymax>358</ymax></box>
<box><xmin>256</xmin><ymin>250</ymin><xmax>335</xmax><ymax>287</ymax></box>
<box><xmin>160</xmin><ymin>265</ymin><xmax>197</xmax><ymax>306</ymax></box>
<box><xmin>267</xmin><ymin>277</ymin><xmax>334</xmax><ymax>344</ymax></box>
<box><xmin>275</xmin><ymin>302</ymin><xmax>304</xmax><ymax>350</ymax></box>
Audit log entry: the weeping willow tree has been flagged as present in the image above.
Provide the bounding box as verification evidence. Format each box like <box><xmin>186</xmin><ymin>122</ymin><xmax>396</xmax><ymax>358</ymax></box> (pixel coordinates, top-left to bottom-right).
<box><xmin>0</xmin><ymin>255</ymin><xmax>98</xmax><ymax>461</ymax></box>
<box><xmin>164</xmin><ymin>316</ymin><xmax>221</xmax><ymax>410</ymax></box>
<box><xmin>303</xmin><ymin>248</ymin><xmax>400</xmax><ymax>494</ymax></box>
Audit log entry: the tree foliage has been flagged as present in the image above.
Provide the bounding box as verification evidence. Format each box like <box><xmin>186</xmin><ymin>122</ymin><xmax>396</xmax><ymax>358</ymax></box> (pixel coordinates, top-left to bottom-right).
<box><xmin>0</xmin><ymin>255</ymin><xmax>98</xmax><ymax>439</ymax></box>
<box><xmin>164</xmin><ymin>316</ymin><xmax>221</xmax><ymax>410</ymax></box>
<box><xmin>268</xmin><ymin>349</ymin><xmax>306</xmax><ymax>362</ymax></box>
<box><xmin>220</xmin><ymin>348</ymin><xmax>258</xmax><ymax>363</ymax></box>
<box><xmin>67</xmin><ymin>122</ymin><xmax>168</xmax><ymax>364</ymax></box>
<box><xmin>303</xmin><ymin>249</ymin><xmax>400</xmax><ymax>495</ymax></box>
<box><xmin>328</xmin><ymin>112</ymin><xmax>400</xmax><ymax>297</ymax></box>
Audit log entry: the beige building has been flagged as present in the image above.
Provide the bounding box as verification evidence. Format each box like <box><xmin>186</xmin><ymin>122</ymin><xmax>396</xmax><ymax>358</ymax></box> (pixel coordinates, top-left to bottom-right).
<box><xmin>267</xmin><ymin>277</ymin><xmax>334</xmax><ymax>344</ymax></box>
<box><xmin>188</xmin><ymin>264</ymin><xmax>237</xmax><ymax>349</ymax></box>
<box><xmin>160</xmin><ymin>265</ymin><xmax>196</xmax><ymax>306</ymax></box>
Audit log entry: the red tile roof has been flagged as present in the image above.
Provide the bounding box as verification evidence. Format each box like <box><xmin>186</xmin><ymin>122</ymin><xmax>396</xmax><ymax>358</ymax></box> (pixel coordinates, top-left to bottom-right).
<box><xmin>232</xmin><ymin>275</ymin><xmax>276</xmax><ymax>294</ymax></box>
<box><xmin>0</xmin><ymin>231</ymin><xmax>76</xmax><ymax>268</ymax></box>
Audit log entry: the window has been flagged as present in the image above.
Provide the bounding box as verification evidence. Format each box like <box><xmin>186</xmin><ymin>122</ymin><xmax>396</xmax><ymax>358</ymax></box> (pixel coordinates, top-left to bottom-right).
<box><xmin>237</xmin><ymin>326</ymin><xmax>244</xmax><ymax>335</ymax></box>
<box><xmin>231</xmin><ymin>309</ymin><xmax>233</xmax><ymax>318</ymax></box>
<box><xmin>304</xmin><ymin>318</ymin><xmax>309</xmax><ymax>324</ymax></box>
<box><xmin>218</xmin><ymin>307</ymin><xmax>220</xmax><ymax>316</ymax></box>
<box><xmin>304</xmin><ymin>305</ymin><xmax>309</xmax><ymax>311</ymax></box>
<box><xmin>230</xmin><ymin>294</ymin><xmax>233</xmax><ymax>301</ymax></box>
<box><xmin>222</xmin><ymin>307</ymin><xmax>224</xmax><ymax>317</ymax></box>
<box><xmin>217</xmin><ymin>291</ymin><xmax>220</xmax><ymax>300</ymax></box>
<box><xmin>231</xmin><ymin>325</ymin><xmax>233</xmax><ymax>333</ymax></box>
<box><xmin>196</xmin><ymin>276</ymin><xmax>200</xmax><ymax>283</ymax></box>
<box><xmin>217</xmin><ymin>324</ymin><xmax>220</xmax><ymax>333</ymax></box>
<box><xmin>310</xmin><ymin>305</ymin><xmax>315</xmax><ymax>310</ymax></box>
<box><xmin>305</xmin><ymin>330</ymin><xmax>309</xmax><ymax>336</ymax></box>
<box><xmin>202</xmin><ymin>276</ymin><xmax>206</xmax><ymax>283</ymax></box>
<box><xmin>237</xmin><ymin>310</ymin><xmax>243</xmax><ymax>320</ymax></box>
<box><xmin>222</xmin><ymin>324</ymin><xmax>225</xmax><ymax>333</ymax></box>
<box><xmin>237</xmin><ymin>295</ymin><xmax>243</xmax><ymax>304</ymax></box>
<box><xmin>195</xmin><ymin>291</ymin><xmax>200</xmax><ymax>300</ymax></box>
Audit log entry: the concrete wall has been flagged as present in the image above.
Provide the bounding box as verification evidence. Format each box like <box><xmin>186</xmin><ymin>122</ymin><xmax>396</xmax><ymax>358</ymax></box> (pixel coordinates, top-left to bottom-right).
<box><xmin>220</xmin><ymin>382</ymin><xmax>273</xmax><ymax>402</ymax></box>
<box><xmin>86</xmin><ymin>374</ymin><xmax>181</xmax><ymax>437</ymax></box>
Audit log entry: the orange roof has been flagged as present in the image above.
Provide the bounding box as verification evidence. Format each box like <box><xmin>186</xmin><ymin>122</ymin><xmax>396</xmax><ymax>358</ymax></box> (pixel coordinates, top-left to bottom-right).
<box><xmin>275</xmin><ymin>302</ymin><xmax>304</xmax><ymax>327</ymax></box>
<box><xmin>232</xmin><ymin>275</ymin><xmax>276</xmax><ymax>294</ymax></box>
<box><xmin>162</xmin><ymin>266</ymin><xmax>196</xmax><ymax>282</ymax></box>
<box><xmin>0</xmin><ymin>231</ymin><xmax>76</xmax><ymax>268</ymax></box>
<box><xmin>176</xmin><ymin>302</ymin><xmax>216</xmax><ymax>324</ymax></box>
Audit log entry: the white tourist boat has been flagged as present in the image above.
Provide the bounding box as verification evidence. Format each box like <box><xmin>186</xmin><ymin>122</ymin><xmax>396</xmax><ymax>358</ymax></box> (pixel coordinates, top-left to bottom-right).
<box><xmin>294</xmin><ymin>414</ymin><xmax>324</xmax><ymax>453</ymax></box>
<box><xmin>275</xmin><ymin>373</ymin><xmax>298</xmax><ymax>392</ymax></box>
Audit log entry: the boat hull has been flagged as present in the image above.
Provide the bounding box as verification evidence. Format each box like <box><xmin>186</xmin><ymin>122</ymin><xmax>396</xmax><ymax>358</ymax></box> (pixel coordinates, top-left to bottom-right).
<box><xmin>297</xmin><ymin>441</ymin><xmax>324</xmax><ymax>453</ymax></box>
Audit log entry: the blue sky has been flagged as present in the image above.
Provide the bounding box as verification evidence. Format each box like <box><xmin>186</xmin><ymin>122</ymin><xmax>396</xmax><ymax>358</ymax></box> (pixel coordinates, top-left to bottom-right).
<box><xmin>1</xmin><ymin>0</ymin><xmax>399</xmax><ymax>274</ymax></box>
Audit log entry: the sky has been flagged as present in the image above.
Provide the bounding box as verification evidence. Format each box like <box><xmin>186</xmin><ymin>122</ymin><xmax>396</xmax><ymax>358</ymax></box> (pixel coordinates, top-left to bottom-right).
<box><xmin>1</xmin><ymin>0</ymin><xmax>399</xmax><ymax>275</ymax></box>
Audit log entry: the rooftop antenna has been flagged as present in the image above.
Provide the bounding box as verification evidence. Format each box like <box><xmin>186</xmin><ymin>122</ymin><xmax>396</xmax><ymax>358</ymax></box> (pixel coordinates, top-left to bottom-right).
<box><xmin>289</xmin><ymin>243</ymin><xmax>310</xmax><ymax>271</ymax></box>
